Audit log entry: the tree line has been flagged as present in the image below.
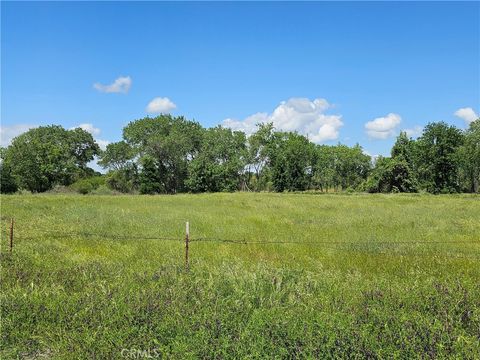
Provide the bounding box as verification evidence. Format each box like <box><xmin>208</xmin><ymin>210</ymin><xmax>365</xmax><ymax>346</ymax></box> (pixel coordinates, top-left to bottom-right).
<box><xmin>1</xmin><ymin>115</ymin><xmax>479</xmax><ymax>194</ymax></box>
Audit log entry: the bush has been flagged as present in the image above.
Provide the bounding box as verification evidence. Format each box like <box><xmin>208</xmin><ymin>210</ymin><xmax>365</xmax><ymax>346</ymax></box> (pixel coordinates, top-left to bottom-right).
<box><xmin>105</xmin><ymin>170</ymin><xmax>138</xmax><ymax>193</ymax></box>
<box><xmin>90</xmin><ymin>184</ymin><xmax>120</xmax><ymax>195</ymax></box>
<box><xmin>70</xmin><ymin>176</ymin><xmax>105</xmax><ymax>194</ymax></box>
<box><xmin>363</xmin><ymin>157</ymin><xmax>417</xmax><ymax>193</ymax></box>
<box><xmin>0</xmin><ymin>163</ymin><xmax>18</xmax><ymax>194</ymax></box>
<box><xmin>46</xmin><ymin>185</ymin><xmax>76</xmax><ymax>194</ymax></box>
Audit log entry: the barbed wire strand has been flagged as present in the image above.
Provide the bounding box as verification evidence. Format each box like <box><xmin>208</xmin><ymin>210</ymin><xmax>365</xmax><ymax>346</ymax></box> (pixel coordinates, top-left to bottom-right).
<box><xmin>7</xmin><ymin>231</ymin><xmax>480</xmax><ymax>246</ymax></box>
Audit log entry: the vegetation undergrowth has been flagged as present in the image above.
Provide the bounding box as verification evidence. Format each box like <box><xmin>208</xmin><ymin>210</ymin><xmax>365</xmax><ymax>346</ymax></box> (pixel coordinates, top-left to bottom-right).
<box><xmin>1</xmin><ymin>193</ymin><xmax>479</xmax><ymax>358</ymax></box>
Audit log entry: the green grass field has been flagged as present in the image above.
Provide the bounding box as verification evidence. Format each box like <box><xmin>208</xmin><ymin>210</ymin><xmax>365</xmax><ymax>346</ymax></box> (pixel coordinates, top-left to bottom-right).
<box><xmin>1</xmin><ymin>193</ymin><xmax>479</xmax><ymax>359</ymax></box>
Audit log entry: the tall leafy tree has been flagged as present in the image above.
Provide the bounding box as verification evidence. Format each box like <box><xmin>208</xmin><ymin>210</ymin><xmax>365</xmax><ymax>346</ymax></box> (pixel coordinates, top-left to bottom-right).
<box><xmin>246</xmin><ymin>123</ymin><xmax>275</xmax><ymax>191</ymax></box>
<box><xmin>98</xmin><ymin>141</ymin><xmax>135</xmax><ymax>171</ymax></box>
<box><xmin>363</xmin><ymin>131</ymin><xmax>418</xmax><ymax>193</ymax></box>
<box><xmin>139</xmin><ymin>155</ymin><xmax>164</xmax><ymax>194</ymax></box>
<box><xmin>0</xmin><ymin>147</ymin><xmax>18</xmax><ymax>194</ymax></box>
<box><xmin>99</xmin><ymin>141</ymin><xmax>138</xmax><ymax>193</ymax></box>
<box><xmin>312</xmin><ymin>145</ymin><xmax>337</xmax><ymax>192</ymax></box>
<box><xmin>391</xmin><ymin>131</ymin><xmax>415</xmax><ymax>164</ymax></box>
<box><xmin>186</xmin><ymin>126</ymin><xmax>247</xmax><ymax>192</ymax></box>
<box><xmin>313</xmin><ymin>144</ymin><xmax>371</xmax><ymax>192</ymax></box>
<box><xmin>363</xmin><ymin>156</ymin><xmax>417</xmax><ymax>193</ymax></box>
<box><xmin>414</xmin><ymin>122</ymin><xmax>464</xmax><ymax>193</ymax></box>
<box><xmin>335</xmin><ymin>144</ymin><xmax>371</xmax><ymax>190</ymax></box>
<box><xmin>267</xmin><ymin>132</ymin><xmax>316</xmax><ymax>192</ymax></box>
<box><xmin>456</xmin><ymin>119</ymin><xmax>480</xmax><ymax>193</ymax></box>
<box><xmin>123</xmin><ymin>115</ymin><xmax>204</xmax><ymax>193</ymax></box>
<box><xmin>2</xmin><ymin>125</ymin><xmax>99</xmax><ymax>192</ymax></box>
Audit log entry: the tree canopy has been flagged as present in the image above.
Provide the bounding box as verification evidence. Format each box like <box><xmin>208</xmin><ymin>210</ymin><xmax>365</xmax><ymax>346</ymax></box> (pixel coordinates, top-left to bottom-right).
<box><xmin>1</xmin><ymin>116</ymin><xmax>479</xmax><ymax>194</ymax></box>
<box><xmin>2</xmin><ymin>125</ymin><xmax>99</xmax><ymax>192</ymax></box>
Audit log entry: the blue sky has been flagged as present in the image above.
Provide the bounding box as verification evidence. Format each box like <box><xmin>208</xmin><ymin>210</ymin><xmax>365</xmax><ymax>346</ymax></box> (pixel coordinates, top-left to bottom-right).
<box><xmin>2</xmin><ymin>1</ymin><xmax>479</xmax><ymax>158</ymax></box>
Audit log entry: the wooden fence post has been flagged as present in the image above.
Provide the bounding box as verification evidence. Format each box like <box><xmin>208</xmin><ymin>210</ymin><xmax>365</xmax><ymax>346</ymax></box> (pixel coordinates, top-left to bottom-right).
<box><xmin>185</xmin><ymin>221</ymin><xmax>189</xmax><ymax>271</ymax></box>
<box><xmin>9</xmin><ymin>218</ymin><xmax>14</xmax><ymax>253</ymax></box>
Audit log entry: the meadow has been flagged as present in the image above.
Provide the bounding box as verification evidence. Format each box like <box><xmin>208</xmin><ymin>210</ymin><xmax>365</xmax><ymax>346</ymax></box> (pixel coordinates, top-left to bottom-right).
<box><xmin>1</xmin><ymin>193</ymin><xmax>479</xmax><ymax>359</ymax></box>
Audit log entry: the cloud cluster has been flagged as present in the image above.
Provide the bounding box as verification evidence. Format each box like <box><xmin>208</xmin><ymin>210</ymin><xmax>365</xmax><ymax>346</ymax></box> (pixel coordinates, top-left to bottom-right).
<box><xmin>222</xmin><ymin>98</ymin><xmax>343</xmax><ymax>143</ymax></box>
<box><xmin>94</xmin><ymin>76</ymin><xmax>132</xmax><ymax>94</ymax></box>
<box><xmin>364</xmin><ymin>113</ymin><xmax>402</xmax><ymax>139</ymax></box>
<box><xmin>75</xmin><ymin>123</ymin><xmax>101</xmax><ymax>136</ymax></box>
<box><xmin>146</xmin><ymin>97</ymin><xmax>177</xmax><ymax>114</ymax></box>
<box><xmin>454</xmin><ymin>107</ymin><xmax>478</xmax><ymax>124</ymax></box>
<box><xmin>0</xmin><ymin>124</ymin><xmax>36</xmax><ymax>147</ymax></box>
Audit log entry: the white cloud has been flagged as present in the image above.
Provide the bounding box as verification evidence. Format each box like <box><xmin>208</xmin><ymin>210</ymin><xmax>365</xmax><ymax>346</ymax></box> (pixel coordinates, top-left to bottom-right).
<box><xmin>146</xmin><ymin>97</ymin><xmax>177</xmax><ymax>114</ymax></box>
<box><xmin>72</xmin><ymin>123</ymin><xmax>101</xmax><ymax>136</ymax></box>
<box><xmin>222</xmin><ymin>97</ymin><xmax>343</xmax><ymax>143</ymax></box>
<box><xmin>96</xmin><ymin>139</ymin><xmax>110</xmax><ymax>151</ymax></box>
<box><xmin>0</xmin><ymin>124</ymin><xmax>36</xmax><ymax>147</ymax></box>
<box><xmin>94</xmin><ymin>76</ymin><xmax>131</xmax><ymax>94</ymax></box>
<box><xmin>223</xmin><ymin>112</ymin><xmax>269</xmax><ymax>135</ymax></box>
<box><xmin>365</xmin><ymin>113</ymin><xmax>402</xmax><ymax>139</ymax></box>
<box><xmin>454</xmin><ymin>107</ymin><xmax>478</xmax><ymax>124</ymax></box>
<box><xmin>403</xmin><ymin>125</ymin><xmax>423</xmax><ymax>138</ymax></box>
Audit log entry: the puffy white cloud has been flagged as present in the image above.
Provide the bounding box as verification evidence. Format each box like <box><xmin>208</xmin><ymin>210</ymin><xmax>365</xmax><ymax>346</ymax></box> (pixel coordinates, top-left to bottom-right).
<box><xmin>95</xmin><ymin>139</ymin><xmax>109</xmax><ymax>151</ymax></box>
<box><xmin>454</xmin><ymin>107</ymin><xmax>478</xmax><ymax>124</ymax></box>
<box><xmin>222</xmin><ymin>97</ymin><xmax>343</xmax><ymax>143</ymax></box>
<box><xmin>72</xmin><ymin>123</ymin><xmax>101</xmax><ymax>136</ymax></box>
<box><xmin>365</xmin><ymin>113</ymin><xmax>402</xmax><ymax>139</ymax></box>
<box><xmin>146</xmin><ymin>97</ymin><xmax>177</xmax><ymax>114</ymax></box>
<box><xmin>0</xmin><ymin>124</ymin><xmax>36</xmax><ymax>147</ymax></box>
<box><xmin>223</xmin><ymin>112</ymin><xmax>269</xmax><ymax>135</ymax></box>
<box><xmin>94</xmin><ymin>76</ymin><xmax>131</xmax><ymax>93</ymax></box>
<box><xmin>403</xmin><ymin>125</ymin><xmax>423</xmax><ymax>138</ymax></box>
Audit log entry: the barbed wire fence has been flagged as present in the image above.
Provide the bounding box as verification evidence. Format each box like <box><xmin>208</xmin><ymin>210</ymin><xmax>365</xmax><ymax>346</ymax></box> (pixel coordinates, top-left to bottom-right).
<box><xmin>2</xmin><ymin>218</ymin><xmax>480</xmax><ymax>269</ymax></box>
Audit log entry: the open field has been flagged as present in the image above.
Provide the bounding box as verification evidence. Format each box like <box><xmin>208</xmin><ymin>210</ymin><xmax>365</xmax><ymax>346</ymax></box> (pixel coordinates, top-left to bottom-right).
<box><xmin>1</xmin><ymin>193</ymin><xmax>480</xmax><ymax>358</ymax></box>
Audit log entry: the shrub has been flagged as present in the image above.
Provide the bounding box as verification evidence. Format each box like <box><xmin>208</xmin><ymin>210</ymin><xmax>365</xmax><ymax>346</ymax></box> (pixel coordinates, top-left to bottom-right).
<box><xmin>363</xmin><ymin>157</ymin><xmax>417</xmax><ymax>193</ymax></box>
<box><xmin>0</xmin><ymin>163</ymin><xmax>18</xmax><ymax>194</ymax></box>
<box><xmin>47</xmin><ymin>185</ymin><xmax>76</xmax><ymax>194</ymax></box>
<box><xmin>105</xmin><ymin>170</ymin><xmax>138</xmax><ymax>193</ymax></box>
<box><xmin>70</xmin><ymin>176</ymin><xmax>105</xmax><ymax>194</ymax></box>
<box><xmin>90</xmin><ymin>184</ymin><xmax>120</xmax><ymax>195</ymax></box>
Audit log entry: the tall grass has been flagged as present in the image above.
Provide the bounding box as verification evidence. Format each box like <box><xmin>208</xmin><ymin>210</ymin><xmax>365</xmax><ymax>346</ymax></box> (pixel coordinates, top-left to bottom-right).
<box><xmin>1</xmin><ymin>193</ymin><xmax>479</xmax><ymax>358</ymax></box>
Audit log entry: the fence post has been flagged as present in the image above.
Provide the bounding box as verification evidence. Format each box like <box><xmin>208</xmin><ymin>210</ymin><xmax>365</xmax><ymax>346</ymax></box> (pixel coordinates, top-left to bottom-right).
<box><xmin>185</xmin><ymin>221</ymin><xmax>189</xmax><ymax>271</ymax></box>
<box><xmin>9</xmin><ymin>218</ymin><xmax>14</xmax><ymax>253</ymax></box>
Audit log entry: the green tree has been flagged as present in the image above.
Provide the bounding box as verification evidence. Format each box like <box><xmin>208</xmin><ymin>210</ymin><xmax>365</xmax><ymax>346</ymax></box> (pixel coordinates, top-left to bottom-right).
<box><xmin>312</xmin><ymin>144</ymin><xmax>371</xmax><ymax>192</ymax></box>
<box><xmin>98</xmin><ymin>141</ymin><xmax>135</xmax><ymax>171</ymax></box>
<box><xmin>456</xmin><ymin>119</ymin><xmax>480</xmax><ymax>193</ymax></box>
<box><xmin>335</xmin><ymin>144</ymin><xmax>371</xmax><ymax>190</ymax></box>
<box><xmin>267</xmin><ymin>132</ymin><xmax>316</xmax><ymax>192</ymax></box>
<box><xmin>312</xmin><ymin>145</ymin><xmax>336</xmax><ymax>192</ymax></box>
<box><xmin>139</xmin><ymin>155</ymin><xmax>164</xmax><ymax>194</ymax></box>
<box><xmin>363</xmin><ymin>131</ymin><xmax>419</xmax><ymax>193</ymax></box>
<box><xmin>391</xmin><ymin>131</ymin><xmax>415</xmax><ymax>164</ymax></box>
<box><xmin>123</xmin><ymin>115</ymin><xmax>204</xmax><ymax>193</ymax></box>
<box><xmin>0</xmin><ymin>148</ymin><xmax>18</xmax><ymax>194</ymax></box>
<box><xmin>414</xmin><ymin>122</ymin><xmax>464</xmax><ymax>193</ymax></box>
<box><xmin>363</xmin><ymin>156</ymin><xmax>418</xmax><ymax>193</ymax></box>
<box><xmin>186</xmin><ymin>127</ymin><xmax>247</xmax><ymax>192</ymax></box>
<box><xmin>246</xmin><ymin>123</ymin><xmax>275</xmax><ymax>191</ymax></box>
<box><xmin>99</xmin><ymin>141</ymin><xmax>138</xmax><ymax>193</ymax></box>
<box><xmin>2</xmin><ymin>125</ymin><xmax>99</xmax><ymax>192</ymax></box>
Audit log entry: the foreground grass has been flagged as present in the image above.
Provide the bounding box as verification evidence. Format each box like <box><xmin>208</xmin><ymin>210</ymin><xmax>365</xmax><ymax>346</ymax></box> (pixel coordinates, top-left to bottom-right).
<box><xmin>1</xmin><ymin>193</ymin><xmax>479</xmax><ymax>358</ymax></box>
